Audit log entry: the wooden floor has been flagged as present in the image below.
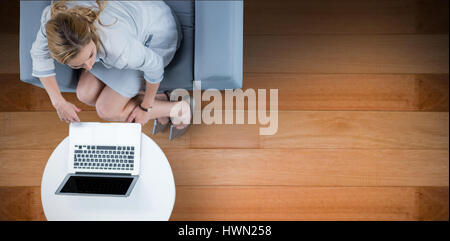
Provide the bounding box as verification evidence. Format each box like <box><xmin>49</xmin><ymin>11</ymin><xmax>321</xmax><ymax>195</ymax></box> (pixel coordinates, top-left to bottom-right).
<box><xmin>0</xmin><ymin>0</ymin><xmax>448</xmax><ymax>220</ymax></box>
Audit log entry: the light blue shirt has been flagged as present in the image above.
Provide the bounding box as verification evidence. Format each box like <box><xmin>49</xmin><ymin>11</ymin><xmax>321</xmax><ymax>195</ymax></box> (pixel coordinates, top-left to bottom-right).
<box><xmin>30</xmin><ymin>1</ymin><xmax>179</xmax><ymax>84</ymax></box>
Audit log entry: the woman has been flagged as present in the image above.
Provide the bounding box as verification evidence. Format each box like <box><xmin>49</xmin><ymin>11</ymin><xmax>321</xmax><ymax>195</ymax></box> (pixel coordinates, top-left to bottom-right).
<box><xmin>30</xmin><ymin>0</ymin><xmax>191</xmax><ymax>139</ymax></box>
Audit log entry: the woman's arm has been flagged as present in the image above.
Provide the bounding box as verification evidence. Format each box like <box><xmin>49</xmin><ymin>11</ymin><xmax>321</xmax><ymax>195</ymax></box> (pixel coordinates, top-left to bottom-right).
<box><xmin>115</xmin><ymin>36</ymin><xmax>165</xmax><ymax>84</ymax></box>
<box><xmin>40</xmin><ymin>76</ymin><xmax>81</xmax><ymax>123</ymax></box>
<box><xmin>30</xmin><ymin>6</ymin><xmax>57</xmax><ymax>78</ymax></box>
<box><xmin>140</xmin><ymin>81</ymin><xmax>160</xmax><ymax>109</ymax></box>
<box><xmin>40</xmin><ymin>75</ymin><xmax>64</xmax><ymax>106</ymax></box>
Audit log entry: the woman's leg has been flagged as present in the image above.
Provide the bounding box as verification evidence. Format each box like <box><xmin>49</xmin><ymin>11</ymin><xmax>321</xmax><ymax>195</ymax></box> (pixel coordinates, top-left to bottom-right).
<box><xmin>95</xmin><ymin>85</ymin><xmax>186</xmax><ymax>123</ymax></box>
<box><xmin>76</xmin><ymin>69</ymin><xmax>105</xmax><ymax>106</ymax></box>
<box><xmin>154</xmin><ymin>93</ymin><xmax>169</xmax><ymax>125</ymax></box>
<box><xmin>139</xmin><ymin>92</ymin><xmax>187</xmax><ymax>129</ymax></box>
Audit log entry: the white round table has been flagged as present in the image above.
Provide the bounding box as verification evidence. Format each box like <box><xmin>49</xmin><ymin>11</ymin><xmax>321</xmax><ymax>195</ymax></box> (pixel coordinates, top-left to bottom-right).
<box><xmin>41</xmin><ymin>134</ymin><xmax>176</xmax><ymax>221</ymax></box>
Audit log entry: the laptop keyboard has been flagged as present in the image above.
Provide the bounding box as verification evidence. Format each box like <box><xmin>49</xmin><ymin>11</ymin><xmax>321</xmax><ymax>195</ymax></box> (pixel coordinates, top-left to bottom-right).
<box><xmin>73</xmin><ymin>145</ymin><xmax>135</xmax><ymax>171</ymax></box>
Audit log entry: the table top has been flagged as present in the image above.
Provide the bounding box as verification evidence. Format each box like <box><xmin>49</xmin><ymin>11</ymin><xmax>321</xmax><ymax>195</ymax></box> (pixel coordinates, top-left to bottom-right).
<box><xmin>41</xmin><ymin>133</ymin><xmax>176</xmax><ymax>221</ymax></box>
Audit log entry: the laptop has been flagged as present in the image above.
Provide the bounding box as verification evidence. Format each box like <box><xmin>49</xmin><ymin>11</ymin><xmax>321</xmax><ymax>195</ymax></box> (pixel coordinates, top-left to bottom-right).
<box><xmin>55</xmin><ymin>122</ymin><xmax>141</xmax><ymax>197</ymax></box>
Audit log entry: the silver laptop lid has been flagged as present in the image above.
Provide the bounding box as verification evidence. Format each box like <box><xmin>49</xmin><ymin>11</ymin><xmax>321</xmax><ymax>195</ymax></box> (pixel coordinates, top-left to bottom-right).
<box><xmin>68</xmin><ymin>122</ymin><xmax>141</xmax><ymax>175</ymax></box>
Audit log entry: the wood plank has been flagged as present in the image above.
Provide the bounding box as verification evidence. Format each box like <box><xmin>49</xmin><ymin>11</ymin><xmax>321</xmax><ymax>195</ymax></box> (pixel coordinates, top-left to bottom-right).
<box><xmin>261</xmin><ymin>111</ymin><xmax>449</xmax><ymax>149</ymax></box>
<box><xmin>0</xmin><ymin>111</ymin><xmax>200</xmax><ymax>149</ymax></box>
<box><xmin>0</xmin><ymin>112</ymin><xmax>188</xmax><ymax>150</ymax></box>
<box><xmin>3</xmin><ymin>148</ymin><xmax>447</xmax><ymax>187</ymax></box>
<box><xmin>166</xmin><ymin>149</ymin><xmax>449</xmax><ymax>187</ymax></box>
<box><xmin>1</xmin><ymin>111</ymin><xmax>447</xmax><ymax>150</ymax></box>
<box><xmin>243</xmin><ymin>73</ymin><xmax>449</xmax><ymax>112</ymax></box>
<box><xmin>0</xmin><ymin>186</ymin><xmax>45</xmax><ymax>221</ymax></box>
<box><xmin>1</xmin><ymin>186</ymin><xmax>447</xmax><ymax>221</ymax></box>
<box><xmin>413</xmin><ymin>74</ymin><xmax>450</xmax><ymax>112</ymax></box>
<box><xmin>244</xmin><ymin>0</ymin><xmax>449</xmax><ymax>35</ymax></box>
<box><xmin>0</xmin><ymin>74</ymin><xmax>95</xmax><ymax>112</ymax></box>
<box><xmin>171</xmin><ymin>186</ymin><xmax>449</xmax><ymax>221</ymax></box>
<box><xmin>0</xmin><ymin>34</ymin><xmax>19</xmax><ymax>74</ymax></box>
<box><xmin>0</xmin><ymin>112</ymin><xmax>97</xmax><ymax>150</ymax></box>
<box><xmin>0</xmin><ymin>0</ymin><xmax>19</xmax><ymax>35</ymax></box>
<box><xmin>191</xmin><ymin>111</ymin><xmax>450</xmax><ymax>149</ymax></box>
<box><xmin>244</xmin><ymin>35</ymin><xmax>449</xmax><ymax>74</ymax></box>
<box><xmin>414</xmin><ymin>0</ymin><xmax>450</xmax><ymax>34</ymax></box>
<box><xmin>188</xmin><ymin>122</ymin><xmax>261</xmax><ymax>149</ymax></box>
<box><xmin>416</xmin><ymin>187</ymin><xmax>450</xmax><ymax>221</ymax></box>
<box><xmin>2</xmin><ymin>74</ymin><xmax>448</xmax><ymax>112</ymax></box>
<box><xmin>0</xmin><ymin>149</ymin><xmax>51</xmax><ymax>187</ymax></box>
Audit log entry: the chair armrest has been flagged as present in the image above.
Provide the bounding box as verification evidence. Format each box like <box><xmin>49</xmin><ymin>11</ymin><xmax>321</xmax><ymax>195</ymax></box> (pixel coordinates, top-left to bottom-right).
<box><xmin>194</xmin><ymin>0</ymin><xmax>243</xmax><ymax>90</ymax></box>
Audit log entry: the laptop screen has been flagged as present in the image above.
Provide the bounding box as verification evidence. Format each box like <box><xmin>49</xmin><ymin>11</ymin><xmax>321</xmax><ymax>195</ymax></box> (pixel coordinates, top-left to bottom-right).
<box><xmin>60</xmin><ymin>175</ymin><xmax>134</xmax><ymax>195</ymax></box>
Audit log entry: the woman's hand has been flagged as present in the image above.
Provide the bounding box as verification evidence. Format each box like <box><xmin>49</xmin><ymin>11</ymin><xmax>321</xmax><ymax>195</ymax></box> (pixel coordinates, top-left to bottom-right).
<box><xmin>53</xmin><ymin>99</ymin><xmax>81</xmax><ymax>123</ymax></box>
<box><xmin>128</xmin><ymin>81</ymin><xmax>159</xmax><ymax>125</ymax></box>
<box><xmin>127</xmin><ymin>106</ymin><xmax>152</xmax><ymax>126</ymax></box>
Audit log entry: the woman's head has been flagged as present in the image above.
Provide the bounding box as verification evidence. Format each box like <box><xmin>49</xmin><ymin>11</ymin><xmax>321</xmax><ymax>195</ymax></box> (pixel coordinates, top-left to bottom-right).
<box><xmin>45</xmin><ymin>0</ymin><xmax>106</xmax><ymax>70</ymax></box>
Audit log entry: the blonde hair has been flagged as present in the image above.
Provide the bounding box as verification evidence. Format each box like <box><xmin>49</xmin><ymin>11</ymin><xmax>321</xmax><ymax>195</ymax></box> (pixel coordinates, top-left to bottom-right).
<box><xmin>46</xmin><ymin>0</ymin><xmax>113</xmax><ymax>64</ymax></box>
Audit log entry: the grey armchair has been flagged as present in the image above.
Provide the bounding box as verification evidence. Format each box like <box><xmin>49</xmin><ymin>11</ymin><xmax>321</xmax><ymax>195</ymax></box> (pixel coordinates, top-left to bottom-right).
<box><xmin>19</xmin><ymin>0</ymin><xmax>243</xmax><ymax>93</ymax></box>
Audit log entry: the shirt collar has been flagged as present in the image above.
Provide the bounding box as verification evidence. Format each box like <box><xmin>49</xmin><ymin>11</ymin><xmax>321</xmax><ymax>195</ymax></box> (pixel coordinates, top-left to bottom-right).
<box><xmin>96</xmin><ymin>44</ymin><xmax>106</xmax><ymax>61</ymax></box>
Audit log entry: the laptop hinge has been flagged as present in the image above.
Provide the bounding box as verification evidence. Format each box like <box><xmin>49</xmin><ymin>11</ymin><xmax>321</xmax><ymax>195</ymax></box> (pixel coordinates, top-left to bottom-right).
<box><xmin>75</xmin><ymin>172</ymin><xmax>132</xmax><ymax>176</ymax></box>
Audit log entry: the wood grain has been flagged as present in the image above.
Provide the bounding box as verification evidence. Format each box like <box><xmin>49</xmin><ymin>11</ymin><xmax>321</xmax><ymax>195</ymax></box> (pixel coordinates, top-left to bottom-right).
<box><xmin>0</xmin><ymin>149</ymin><xmax>52</xmax><ymax>186</ymax></box>
<box><xmin>0</xmin><ymin>0</ymin><xmax>19</xmax><ymax>35</ymax></box>
<box><xmin>0</xmin><ymin>111</ymin><xmax>189</xmax><ymax>150</ymax></box>
<box><xmin>188</xmin><ymin>122</ymin><xmax>261</xmax><ymax>149</ymax></box>
<box><xmin>171</xmin><ymin>186</ymin><xmax>449</xmax><ymax>220</ymax></box>
<box><xmin>2</xmin><ymin>148</ymin><xmax>447</xmax><ymax>187</ymax></box>
<box><xmin>2</xmin><ymin>74</ymin><xmax>448</xmax><ymax>112</ymax></box>
<box><xmin>261</xmin><ymin>111</ymin><xmax>449</xmax><ymax>149</ymax></box>
<box><xmin>0</xmin><ymin>34</ymin><xmax>19</xmax><ymax>74</ymax></box>
<box><xmin>166</xmin><ymin>149</ymin><xmax>449</xmax><ymax>187</ymax></box>
<box><xmin>414</xmin><ymin>0</ymin><xmax>450</xmax><ymax>34</ymax></box>
<box><xmin>0</xmin><ymin>186</ymin><xmax>45</xmax><ymax>221</ymax></box>
<box><xmin>243</xmin><ymin>73</ymin><xmax>449</xmax><ymax>112</ymax></box>
<box><xmin>244</xmin><ymin>35</ymin><xmax>449</xmax><ymax>74</ymax></box>
<box><xmin>244</xmin><ymin>0</ymin><xmax>449</xmax><ymax>35</ymax></box>
<box><xmin>1</xmin><ymin>186</ymin><xmax>447</xmax><ymax>221</ymax></box>
<box><xmin>0</xmin><ymin>74</ymin><xmax>95</xmax><ymax>112</ymax></box>
<box><xmin>1</xmin><ymin>111</ymin><xmax>447</xmax><ymax>150</ymax></box>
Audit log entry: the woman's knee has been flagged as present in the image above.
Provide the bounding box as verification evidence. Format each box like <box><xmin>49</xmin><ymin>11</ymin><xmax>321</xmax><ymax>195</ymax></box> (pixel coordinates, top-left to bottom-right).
<box><xmin>76</xmin><ymin>71</ymin><xmax>103</xmax><ymax>106</ymax></box>
<box><xmin>95</xmin><ymin>99</ymin><xmax>120</xmax><ymax>121</ymax></box>
<box><xmin>95</xmin><ymin>94</ymin><xmax>131</xmax><ymax>122</ymax></box>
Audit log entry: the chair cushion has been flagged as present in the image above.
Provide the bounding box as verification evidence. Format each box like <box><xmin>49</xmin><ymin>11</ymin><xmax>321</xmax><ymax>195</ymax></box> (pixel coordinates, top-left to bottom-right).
<box><xmin>19</xmin><ymin>0</ymin><xmax>194</xmax><ymax>93</ymax></box>
<box><xmin>159</xmin><ymin>0</ymin><xmax>194</xmax><ymax>92</ymax></box>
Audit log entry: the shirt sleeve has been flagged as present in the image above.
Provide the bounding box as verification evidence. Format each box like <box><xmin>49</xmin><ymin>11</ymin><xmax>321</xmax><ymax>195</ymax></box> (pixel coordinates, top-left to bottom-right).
<box><xmin>30</xmin><ymin>6</ymin><xmax>56</xmax><ymax>78</ymax></box>
<box><xmin>115</xmin><ymin>37</ymin><xmax>165</xmax><ymax>84</ymax></box>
